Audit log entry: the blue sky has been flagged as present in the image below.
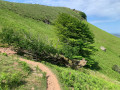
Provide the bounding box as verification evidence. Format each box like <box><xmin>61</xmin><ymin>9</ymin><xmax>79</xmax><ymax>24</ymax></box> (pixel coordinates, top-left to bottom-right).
<box><xmin>5</xmin><ymin>0</ymin><xmax>120</xmax><ymax>34</ymax></box>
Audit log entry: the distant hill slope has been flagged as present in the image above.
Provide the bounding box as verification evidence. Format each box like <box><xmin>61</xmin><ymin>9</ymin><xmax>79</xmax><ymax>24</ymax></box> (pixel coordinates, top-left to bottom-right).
<box><xmin>0</xmin><ymin>0</ymin><xmax>120</xmax><ymax>87</ymax></box>
<box><xmin>0</xmin><ymin>0</ymin><xmax>85</xmax><ymax>23</ymax></box>
<box><xmin>89</xmin><ymin>23</ymin><xmax>120</xmax><ymax>80</ymax></box>
<box><xmin>112</xmin><ymin>34</ymin><xmax>120</xmax><ymax>38</ymax></box>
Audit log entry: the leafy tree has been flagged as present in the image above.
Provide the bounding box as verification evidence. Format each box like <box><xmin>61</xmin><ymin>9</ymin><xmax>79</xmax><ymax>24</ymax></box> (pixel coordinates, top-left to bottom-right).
<box><xmin>55</xmin><ymin>13</ymin><xmax>96</xmax><ymax>66</ymax></box>
<box><xmin>79</xmin><ymin>11</ymin><xmax>87</xmax><ymax>20</ymax></box>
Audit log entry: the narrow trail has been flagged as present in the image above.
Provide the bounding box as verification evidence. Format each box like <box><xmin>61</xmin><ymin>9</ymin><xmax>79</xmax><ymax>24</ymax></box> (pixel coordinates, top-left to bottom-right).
<box><xmin>0</xmin><ymin>47</ymin><xmax>61</xmax><ymax>90</ymax></box>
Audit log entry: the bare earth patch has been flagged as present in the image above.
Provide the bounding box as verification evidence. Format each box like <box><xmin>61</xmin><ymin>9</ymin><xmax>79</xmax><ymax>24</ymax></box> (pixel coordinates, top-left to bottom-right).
<box><xmin>0</xmin><ymin>47</ymin><xmax>16</xmax><ymax>55</ymax></box>
<box><xmin>0</xmin><ymin>47</ymin><xmax>61</xmax><ymax>90</ymax></box>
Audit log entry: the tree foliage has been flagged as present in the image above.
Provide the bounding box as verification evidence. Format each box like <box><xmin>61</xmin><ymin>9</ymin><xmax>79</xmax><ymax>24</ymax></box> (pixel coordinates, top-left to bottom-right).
<box><xmin>55</xmin><ymin>13</ymin><xmax>96</xmax><ymax>66</ymax></box>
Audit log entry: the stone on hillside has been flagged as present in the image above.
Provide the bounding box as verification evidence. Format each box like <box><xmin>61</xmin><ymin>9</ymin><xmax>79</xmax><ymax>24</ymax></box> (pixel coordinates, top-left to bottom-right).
<box><xmin>78</xmin><ymin>58</ymin><xmax>87</xmax><ymax>67</ymax></box>
<box><xmin>100</xmin><ymin>46</ymin><xmax>106</xmax><ymax>52</ymax></box>
<box><xmin>72</xmin><ymin>58</ymin><xmax>87</xmax><ymax>69</ymax></box>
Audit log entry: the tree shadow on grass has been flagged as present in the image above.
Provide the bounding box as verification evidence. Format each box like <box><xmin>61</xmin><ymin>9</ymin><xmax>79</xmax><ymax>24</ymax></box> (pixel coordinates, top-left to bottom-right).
<box><xmin>17</xmin><ymin>51</ymin><xmax>70</xmax><ymax>68</ymax></box>
<box><xmin>85</xmin><ymin>62</ymin><xmax>101</xmax><ymax>71</ymax></box>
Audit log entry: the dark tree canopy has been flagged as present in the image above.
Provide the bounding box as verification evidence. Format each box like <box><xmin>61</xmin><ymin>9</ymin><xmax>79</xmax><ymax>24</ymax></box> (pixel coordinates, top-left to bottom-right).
<box><xmin>55</xmin><ymin>13</ymin><xmax>96</xmax><ymax>66</ymax></box>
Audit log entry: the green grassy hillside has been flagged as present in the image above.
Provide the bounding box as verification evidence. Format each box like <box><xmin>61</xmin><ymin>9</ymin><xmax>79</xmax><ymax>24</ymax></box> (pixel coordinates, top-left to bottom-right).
<box><xmin>0</xmin><ymin>8</ymin><xmax>59</xmax><ymax>45</ymax></box>
<box><xmin>43</xmin><ymin>62</ymin><xmax>120</xmax><ymax>90</ymax></box>
<box><xmin>0</xmin><ymin>0</ymin><xmax>83</xmax><ymax>23</ymax></box>
<box><xmin>89</xmin><ymin>23</ymin><xmax>120</xmax><ymax>80</ymax></box>
<box><xmin>0</xmin><ymin>54</ymin><xmax>47</xmax><ymax>89</ymax></box>
<box><xmin>0</xmin><ymin>0</ymin><xmax>120</xmax><ymax>89</ymax></box>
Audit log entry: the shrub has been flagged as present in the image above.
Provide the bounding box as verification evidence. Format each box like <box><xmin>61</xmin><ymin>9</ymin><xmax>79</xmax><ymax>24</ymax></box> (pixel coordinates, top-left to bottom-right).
<box><xmin>0</xmin><ymin>27</ymin><xmax>58</xmax><ymax>59</ymax></box>
<box><xmin>79</xmin><ymin>11</ymin><xmax>87</xmax><ymax>20</ymax></box>
<box><xmin>112</xmin><ymin>65</ymin><xmax>120</xmax><ymax>73</ymax></box>
<box><xmin>18</xmin><ymin>61</ymin><xmax>31</xmax><ymax>73</ymax></box>
<box><xmin>0</xmin><ymin>72</ymin><xmax>24</xmax><ymax>89</ymax></box>
<box><xmin>2</xmin><ymin>53</ymin><xmax>8</xmax><ymax>56</ymax></box>
<box><xmin>55</xmin><ymin>13</ymin><xmax>96</xmax><ymax>67</ymax></box>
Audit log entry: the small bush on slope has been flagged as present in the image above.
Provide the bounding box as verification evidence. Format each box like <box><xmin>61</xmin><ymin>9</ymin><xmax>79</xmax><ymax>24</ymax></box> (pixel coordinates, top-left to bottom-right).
<box><xmin>55</xmin><ymin>13</ymin><xmax>96</xmax><ymax>67</ymax></box>
<box><xmin>112</xmin><ymin>65</ymin><xmax>120</xmax><ymax>74</ymax></box>
<box><xmin>18</xmin><ymin>61</ymin><xmax>31</xmax><ymax>73</ymax></box>
<box><xmin>79</xmin><ymin>11</ymin><xmax>87</xmax><ymax>20</ymax></box>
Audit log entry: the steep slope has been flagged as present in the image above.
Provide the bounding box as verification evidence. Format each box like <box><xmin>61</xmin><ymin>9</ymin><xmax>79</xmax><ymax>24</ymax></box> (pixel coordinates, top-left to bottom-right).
<box><xmin>44</xmin><ymin>62</ymin><xmax>120</xmax><ymax>90</ymax></box>
<box><xmin>89</xmin><ymin>23</ymin><xmax>120</xmax><ymax>80</ymax></box>
<box><xmin>0</xmin><ymin>0</ymin><xmax>83</xmax><ymax>23</ymax></box>
<box><xmin>0</xmin><ymin>47</ymin><xmax>61</xmax><ymax>90</ymax></box>
<box><xmin>0</xmin><ymin>53</ymin><xmax>47</xmax><ymax>90</ymax></box>
<box><xmin>0</xmin><ymin>8</ymin><xmax>59</xmax><ymax>45</ymax></box>
<box><xmin>0</xmin><ymin>0</ymin><xmax>120</xmax><ymax>89</ymax></box>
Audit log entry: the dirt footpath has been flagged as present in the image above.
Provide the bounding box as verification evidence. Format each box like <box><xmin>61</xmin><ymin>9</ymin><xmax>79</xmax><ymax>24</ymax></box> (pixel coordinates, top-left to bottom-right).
<box><xmin>0</xmin><ymin>47</ymin><xmax>61</xmax><ymax>90</ymax></box>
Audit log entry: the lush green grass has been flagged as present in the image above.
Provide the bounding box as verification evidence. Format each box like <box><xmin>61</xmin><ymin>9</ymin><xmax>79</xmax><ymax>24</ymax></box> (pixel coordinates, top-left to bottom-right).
<box><xmin>88</xmin><ymin>23</ymin><xmax>120</xmax><ymax>81</ymax></box>
<box><xmin>0</xmin><ymin>54</ymin><xmax>28</xmax><ymax>89</ymax></box>
<box><xmin>0</xmin><ymin>0</ymin><xmax>83</xmax><ymax>22</ymax></box>
<box><xmin>0</xmin><ymin>9</ymin><xmax>59</xmax><ymax>47</ymax></box>
<box><xmin>0</xmin><ymin>54</ymin><xmax>47</xmax><ymax>89</ymax></box>
<box><xmin>1</xmin><ymin>0</ymin><xmax>120</xmax><ymax>89</ymax></box>
<box><xmin>43</xmin><ymin>62</ymin><xmax>120</xmax><ymax>90</ymax></box>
